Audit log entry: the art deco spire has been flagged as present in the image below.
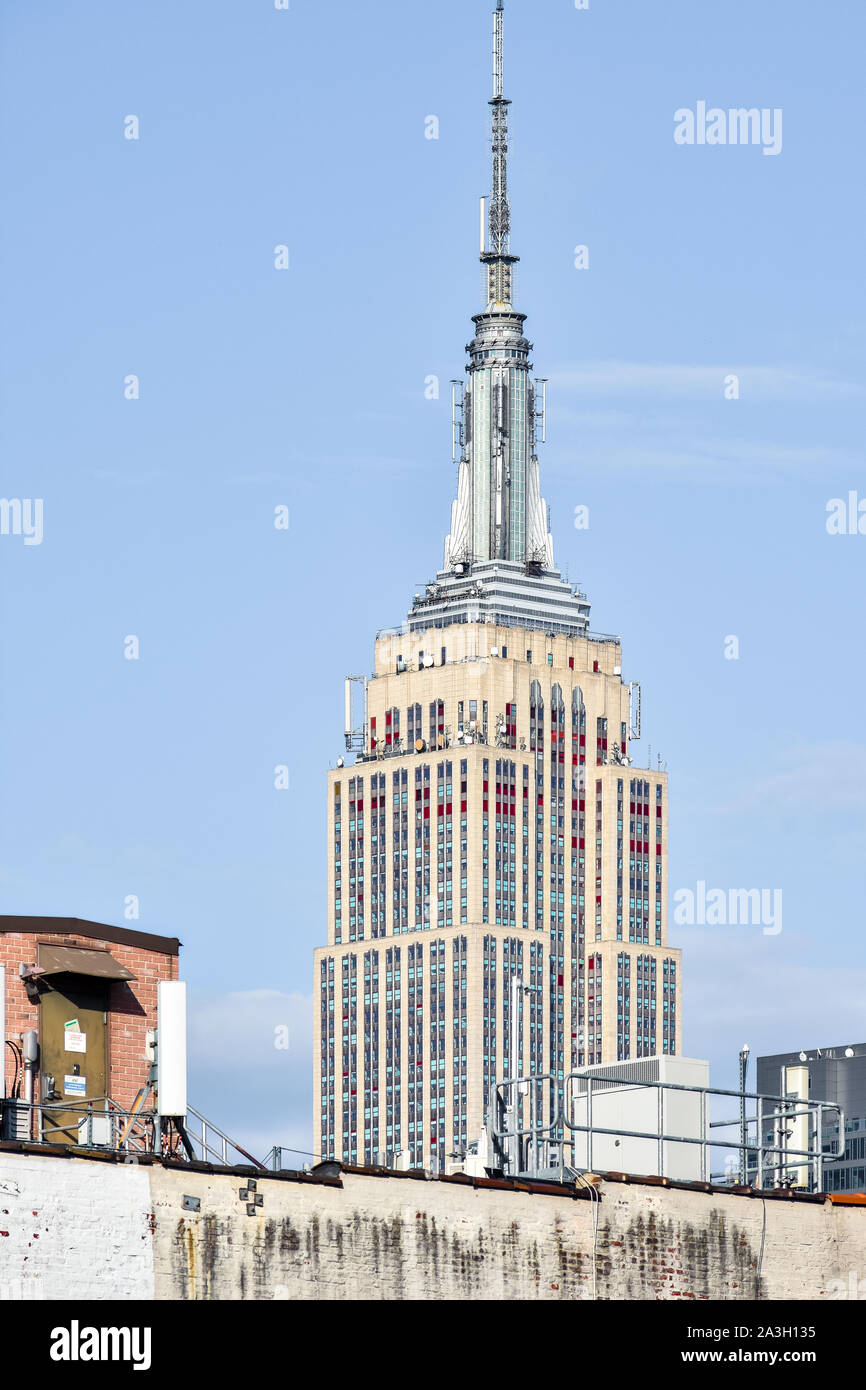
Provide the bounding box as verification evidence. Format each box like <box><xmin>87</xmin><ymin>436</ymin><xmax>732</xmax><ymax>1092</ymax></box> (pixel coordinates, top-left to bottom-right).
<box><xmin>442</xmin><ymin>0</ymin><xmax>554</xmax><ymax>572</ymax></box>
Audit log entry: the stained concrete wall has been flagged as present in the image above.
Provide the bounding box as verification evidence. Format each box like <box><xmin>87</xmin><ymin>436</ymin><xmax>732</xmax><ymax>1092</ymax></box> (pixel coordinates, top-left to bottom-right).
<box><xmin>1</xmin><ymin>1148</ymin><xmax>864</xmax><ymax>1300</ymax></box>
<box><xmin>150</xmin><ymin>1166</ymin><xmax>866</xmax><ymax>1302</ymax></box>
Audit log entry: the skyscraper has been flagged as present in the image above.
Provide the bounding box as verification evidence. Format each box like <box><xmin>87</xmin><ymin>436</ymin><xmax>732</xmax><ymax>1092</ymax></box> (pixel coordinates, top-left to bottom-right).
<box><xmin>314</xmin><ymin>3</ymin><xmax>681</xmax><ymax>1171</ymax></box>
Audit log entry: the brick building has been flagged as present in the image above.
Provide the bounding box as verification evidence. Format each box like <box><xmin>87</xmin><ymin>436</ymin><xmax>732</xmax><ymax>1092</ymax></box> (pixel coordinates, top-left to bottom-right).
<box><xmin>0</xmin><ymin>916</ymin><xmax>180</xmax><ymax>1129</ymax></box>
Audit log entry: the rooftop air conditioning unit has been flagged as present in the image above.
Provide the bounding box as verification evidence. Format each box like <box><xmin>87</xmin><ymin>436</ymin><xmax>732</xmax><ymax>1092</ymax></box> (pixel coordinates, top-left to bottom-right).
<box><xmin>1</xmin><ymin>1100</ymin><xmax>31</xmax><ymax>1142</ymax></box>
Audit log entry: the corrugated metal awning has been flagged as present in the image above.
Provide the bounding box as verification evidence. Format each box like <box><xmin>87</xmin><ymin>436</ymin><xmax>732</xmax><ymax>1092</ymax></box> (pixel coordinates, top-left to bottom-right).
<box><xmin>36</xmin><ymin>944</ymin><xmax>136</xmax><ymax>982</ymax></box>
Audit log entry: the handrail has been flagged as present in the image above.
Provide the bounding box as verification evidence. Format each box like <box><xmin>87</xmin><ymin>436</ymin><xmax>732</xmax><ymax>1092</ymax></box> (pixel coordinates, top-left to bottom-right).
<box><xmin>487</xmin><ymin>1069</ymin><xmax>845</xmax><ymax>1192</ymax></box>
<box><xmin>2</xmin><ymin>1096</ymin><xmax>266</xmax><ymax>1169</ymax></box>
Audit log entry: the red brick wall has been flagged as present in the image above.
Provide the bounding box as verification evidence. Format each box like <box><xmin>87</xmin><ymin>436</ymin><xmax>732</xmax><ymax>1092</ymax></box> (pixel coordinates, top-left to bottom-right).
<box><xmin>0</xmin><ymin>930</ymin><xmax>178</xmax><ymax>1112</ymax></box>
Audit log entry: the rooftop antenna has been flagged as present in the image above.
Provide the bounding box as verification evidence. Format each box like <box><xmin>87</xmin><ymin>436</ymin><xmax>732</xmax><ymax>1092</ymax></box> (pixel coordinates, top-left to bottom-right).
<box><xmin>479</xmin><ymin>1</ymin><xmax>519</xmax><ymax>313</ymax></box>
<box><xmin>489</xmin><ymin>0</ymin><xmax>510</xmax><ymax>258</ymax></box>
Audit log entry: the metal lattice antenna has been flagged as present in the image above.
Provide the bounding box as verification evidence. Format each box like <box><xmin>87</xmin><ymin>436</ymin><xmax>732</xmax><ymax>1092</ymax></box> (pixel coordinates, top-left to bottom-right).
<box><xmin>489</xmin><ymin>1</ymin><xmax>510</xmax><ymax>257</ymax></box>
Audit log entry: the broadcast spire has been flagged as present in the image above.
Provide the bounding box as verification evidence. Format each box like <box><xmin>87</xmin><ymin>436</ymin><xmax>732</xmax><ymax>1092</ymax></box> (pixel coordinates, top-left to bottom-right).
<box><xmin>483</xmin><ymin>0</ymin><xmax>516</xmax><ymax>306</ymax></box>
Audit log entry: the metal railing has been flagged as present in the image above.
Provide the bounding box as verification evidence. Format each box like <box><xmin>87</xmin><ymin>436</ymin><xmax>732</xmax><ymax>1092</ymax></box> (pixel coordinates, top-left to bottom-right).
<box><xmin>488</xmin><ymin>1070</ymin><xmax>845</xmax><ymax>1193</ymax></box>
<box><xmin>1</xmin><ymin>1096</ymin><xmax>265</xmax><ymax>1170</ymax></box>
<box><xmin>262</xmin><ymin>1146</ymin><xmax>310</xmax><ymax>1172</ymax></box>
<box><xmin>182</xmin><ymin>1106</ymin><xmax>265</xmax><ymax>1170</ymax></box>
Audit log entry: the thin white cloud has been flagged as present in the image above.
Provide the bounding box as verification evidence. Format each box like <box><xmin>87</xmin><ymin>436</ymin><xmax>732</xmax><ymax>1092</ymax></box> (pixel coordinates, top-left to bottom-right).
<box><xmin>728</xmin><ymin>744</ymin><xmax>866</xmax><ymax>815</ymax></box>
<box><xmin>543</xmin><ymin>434</ymin><xmax>853</xmax><ymax>483</ymax></box>
<box><xmin>188</xmin><ymin>988</ymin><xmax>312</xmax><ymax>1070</ymax></box>
<box><xmin>187</xmin><ymin>989</ymin><xmax>315</xmax><ymax>1163</ymax></box>
<box><xmin>548</xmin><ymin>362</ymin><xmax>861</xmax><ymax>402</ymax></box>
<box><xmin>681</xmin><ymin>931</ymin><xmax>866</xmax><ymax>1065</ymax></box>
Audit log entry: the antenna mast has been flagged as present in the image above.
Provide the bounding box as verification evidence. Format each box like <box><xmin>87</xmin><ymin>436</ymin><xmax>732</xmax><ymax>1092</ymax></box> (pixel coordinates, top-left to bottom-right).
<box><xmin>488</xmin><ymin>1</ymin><xmax>510</xmax><ymax>258</ymax></box>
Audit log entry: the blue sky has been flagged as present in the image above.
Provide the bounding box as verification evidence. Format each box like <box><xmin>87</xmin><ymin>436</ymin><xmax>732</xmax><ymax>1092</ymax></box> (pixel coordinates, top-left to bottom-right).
<box><xmin>1</xmin><ymin>0</ymin><xmax>864</xmax><ymax>1158</ymax></box>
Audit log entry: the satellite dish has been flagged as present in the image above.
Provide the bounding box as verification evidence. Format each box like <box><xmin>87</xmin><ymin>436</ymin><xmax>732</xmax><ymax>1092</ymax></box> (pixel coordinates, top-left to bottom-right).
<box><xmin>415</xmin><ymin>738</ymin><xmax>426</xmax><ymax>753</ymax></box>
<box><xmin>845</xmin><ymin>1047</ymin><xmax>855</xmax><ymax>1058</ymax></box>
<box><xmin>424</xmin><ymin>655</ymin><xmax>434</xmax><ymax>668</ymax></box>
<box><xmin>799</xmin><ymin>1051</ymin><xmax>807</xmax><ymax>1062</ymax></box>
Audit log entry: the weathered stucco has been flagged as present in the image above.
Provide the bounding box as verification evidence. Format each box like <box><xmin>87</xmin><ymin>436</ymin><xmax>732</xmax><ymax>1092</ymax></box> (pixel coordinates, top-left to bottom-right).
<box><xmin>149</xmin><ymin>1166</ymin><xmax>865</xmax><ymax>1301</ymax></box>
<box><xmin>0</xmin><ymin>1149</ymin><xmax>863</xmax><ymax>1301</ymax></box>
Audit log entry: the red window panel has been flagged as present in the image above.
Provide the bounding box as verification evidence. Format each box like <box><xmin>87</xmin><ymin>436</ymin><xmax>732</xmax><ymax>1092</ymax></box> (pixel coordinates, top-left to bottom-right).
<box><xmin>446</xmin><ymin>803</ymin><xmax>452</xmax><ymax>814</ymax></box>
<box><xmin>460</xmin><ymin>800</ymin><xmax>467</xmax><ymax>812</ymax></box>
<box><xmin>558</xmin><ymin>974</ymin><xmax>564</xmax><ymax>986</ymax></box>
<box><xmin>571</xmin><ymin>836</ymin><xmax>578</xmax><ymax>849</ymax></box>
<box><xmin>483</xmin><ymin>800</ymin><xmax>488</xmax><ymax>812</ymax></box>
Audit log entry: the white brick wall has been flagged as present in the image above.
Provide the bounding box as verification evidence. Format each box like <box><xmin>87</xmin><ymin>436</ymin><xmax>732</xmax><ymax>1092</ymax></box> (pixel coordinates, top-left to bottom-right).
<box><xmin>0</xmin><ymin>1154</ymin><xmax>154</xmax><ymax>1300</ymax></box>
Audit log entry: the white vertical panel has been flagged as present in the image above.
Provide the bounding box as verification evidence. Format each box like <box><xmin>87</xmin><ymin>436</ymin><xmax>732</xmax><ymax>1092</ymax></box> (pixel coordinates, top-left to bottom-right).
<box><xmin>0</xmin><ymin>965</ymin><xmax>5</xmax><ymax>1098</ymax></box>
<box><xmin>157</xmin><ymin>980</ymin><xmax>187</xmax><ymax>1117</ymax></box>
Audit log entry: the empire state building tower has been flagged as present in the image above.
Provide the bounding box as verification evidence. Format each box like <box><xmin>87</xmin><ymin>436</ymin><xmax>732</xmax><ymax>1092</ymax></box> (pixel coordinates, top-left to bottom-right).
<box><xmin>314</xmin><ymin>3</ymin><xmax>681</xmax><ymax>1170</ymax></box>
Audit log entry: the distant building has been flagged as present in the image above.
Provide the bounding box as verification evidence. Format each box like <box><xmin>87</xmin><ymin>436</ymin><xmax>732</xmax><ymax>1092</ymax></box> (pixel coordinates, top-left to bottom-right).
<box><xmin>756</xmin><ymin>1044</ymin><xmax>866</xmax><ymax>1194</ymax></box>
<box><xmin>313</xmin><ymin>3</ymin><xmax>682</xmax><ymax>1172</ymax></box>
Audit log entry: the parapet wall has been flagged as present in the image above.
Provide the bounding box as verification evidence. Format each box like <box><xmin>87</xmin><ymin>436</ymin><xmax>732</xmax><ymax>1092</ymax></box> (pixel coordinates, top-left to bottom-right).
<box><xmin>1</xmin><ymin>1145</ymin><xmax>863</xmax><ymax>1301</ymax></box>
